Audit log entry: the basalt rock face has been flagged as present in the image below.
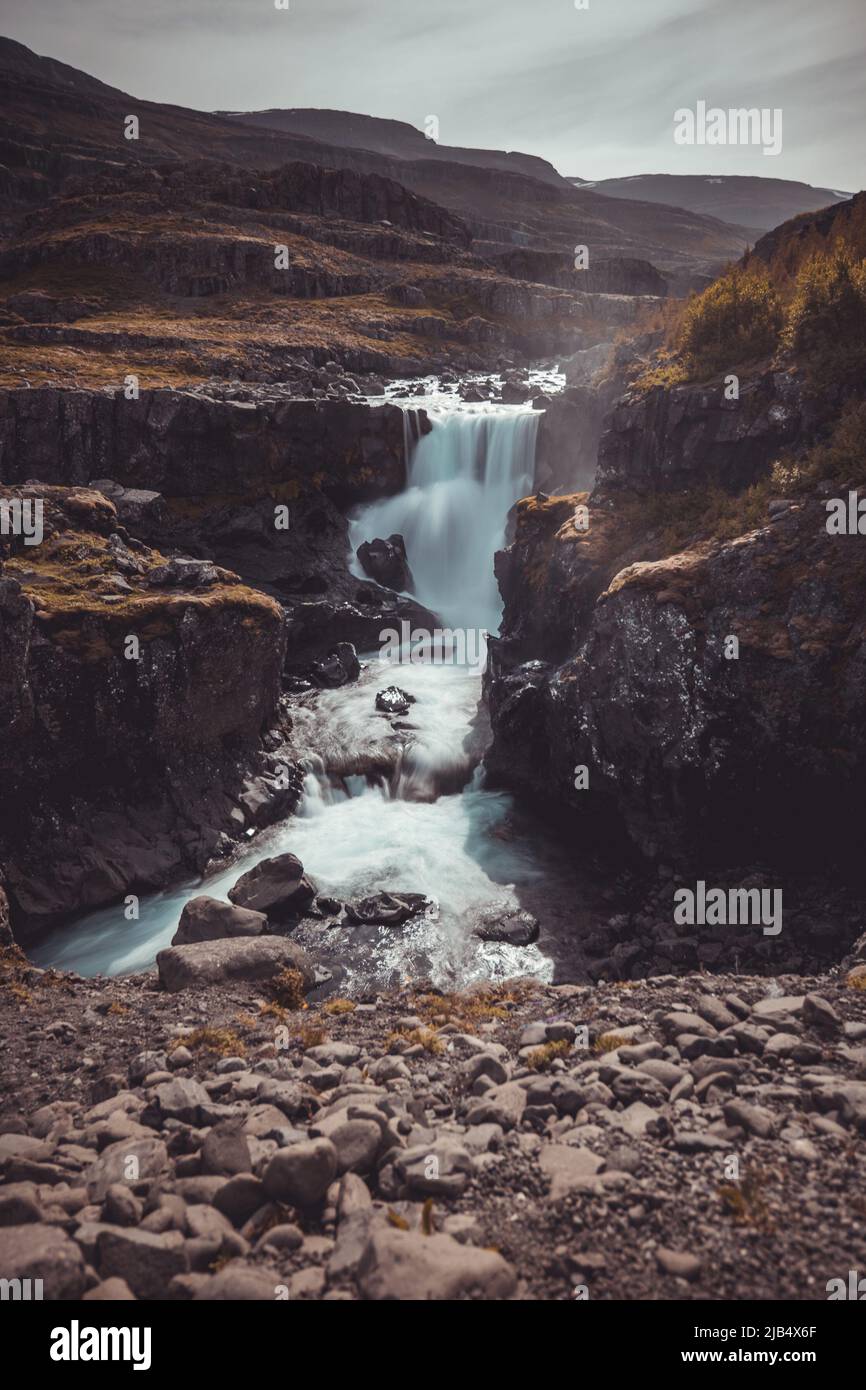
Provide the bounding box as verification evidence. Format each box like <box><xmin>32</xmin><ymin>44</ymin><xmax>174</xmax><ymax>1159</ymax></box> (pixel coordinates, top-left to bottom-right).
<box><xmin>0</xmin><ymin>388</ymin><xmax>412</xmax><ymax>504</ymax></box>
<box><xmin>0</xmin><ymin>486</ymin><xmax>298</xmax><ymax>937</ymax></box>
<box><xmin>595</xmin><ymin>369</ymin><xmax>814</xmax><ymax>497</ymax></box>
<box><xmin>486</xmin><ymin>393</ymin><xmax>866</xmax><ymax>874</ymax></box>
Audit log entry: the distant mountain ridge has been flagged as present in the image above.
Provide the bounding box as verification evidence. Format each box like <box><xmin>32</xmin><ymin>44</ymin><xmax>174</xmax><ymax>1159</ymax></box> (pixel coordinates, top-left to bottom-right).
<box><xmin>0</xmin><ymin>35</ymin><xmax>748</xmax><ymax>291</ymax></box>
<box><xmin>220</xmin><ymin>107</ymin><xmax>571</xmax><ymax>188</ymax></box>
<box><xmin>570</xmin><ymin>174</ymin><xmax>850</xmax><ymax>234</ymax></box>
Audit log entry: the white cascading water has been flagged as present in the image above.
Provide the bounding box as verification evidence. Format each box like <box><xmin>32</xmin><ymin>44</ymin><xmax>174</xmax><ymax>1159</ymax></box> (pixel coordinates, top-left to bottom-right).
<box><xmin>349</xmin><ymin>404</ymin><xmax>538</xmax><ymax>634</ymax></box>
<box><xmin>32</xmin><ymin>393</ymin><xmax>559</xmax><ymax>989</ymax></box>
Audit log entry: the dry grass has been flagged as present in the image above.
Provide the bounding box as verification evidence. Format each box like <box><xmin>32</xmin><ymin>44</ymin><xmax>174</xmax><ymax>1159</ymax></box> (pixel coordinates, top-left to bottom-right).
<box><xmin>169</xmin><ymin>1026</ymin><xmax>246</xmax><ymax>1058</ymax></box>
<box><xmin>525</xmin><ymin>1039</ymin><xmax>571</xmax><ymax>1070</ymax></box>
<box><xmin>718</xmin><ymin>1164</ymin><xmax>775</xmax><ymax>1231</ymax></box>
<box><xmin>410</xmin><ymin>982</ymin><xmax>534</xmax><ymax>1034</ymax></box>
<box><xmin>0</xmin><ymin>944</ymin><xmax>34</xmax><ymax>1004</ymax></box>
<box><xmin>267</xmin><ymin>967</ymin><xmax>308</xmax><ymax>1011</ymax></box>
<box><xmin>322</xmin><ymin>997</ymin><xmax>357</xmax><ymax>1016</ymax></box>
<box><xmin>385</xmin><ymin>1026</ymin><xmax>445</xmax><ymax>1056</ymax></box>
<box><xmin>592</xmin><ymin>1032</ymin><xmax>631</xmax><ymax>1054</ymax></box>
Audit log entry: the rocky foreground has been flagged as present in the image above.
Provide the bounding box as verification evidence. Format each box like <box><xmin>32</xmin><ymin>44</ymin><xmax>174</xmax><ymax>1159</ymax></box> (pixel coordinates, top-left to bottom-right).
<box><xmin>2</xmin><ymin>935</ymin><xmax>866</xmax><ymax>1301</ymax></box>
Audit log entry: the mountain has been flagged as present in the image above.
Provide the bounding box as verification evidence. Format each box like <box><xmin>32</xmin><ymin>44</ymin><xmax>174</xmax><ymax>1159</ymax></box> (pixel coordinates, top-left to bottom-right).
<box><xmin>0</xmin><ymin>36</ymin><xmax>748</xmax><ymax>293</ymax></box>
<box><xmin>571</xmin><ymin>174</ymin><xmax>850</xmax><ymax>235</ymax></box>
<box><xmin>221</xmin><ymin>107</ymin><xmax>569</xmax><ymax>188</ymax></box>
<box><xmin>749</xmin><ymin>190</ymin><xmax>866</xmax><ymax>283</ymax></box>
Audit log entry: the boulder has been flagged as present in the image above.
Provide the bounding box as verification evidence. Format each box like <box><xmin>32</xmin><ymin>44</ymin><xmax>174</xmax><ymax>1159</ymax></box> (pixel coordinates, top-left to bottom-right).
<box><xmin>375</xmin><ymin>686</ymin><xmax>415</xmax><ymax>716</ymax></box>
<box><xmin>357</xmin><ymin>534</ymin><xmax>413</xmax><ymax>591</ymax></box>
<box><xmin>228</xmin><ymin>853</ymin><xmax>317</xmax><ymax>920</ymax></box>
<box><xmin>344</xmin><ymin>892</ymin><xmax>429</xmax><ymax>927</ymax></box>
<box><xmin>171</xmin><ymin>895</ymin><xmax>267</xmax><ymax>946</ymax></box>
<box><xmin>263</xmin><ymin>1139</ymin><xmax>338</xmax><ymax>1207</ymax></box>
<box><xmin>98</xmin><ymin>1228</ymin><xmax>188</xmax><ymax>1300</ymax></box>
<box><xmin>0</xmin><ymin>1223</ymin><xmax>87</xmax><ymax>1300</ymax></box>
<box><xmin>474</xmin><ymin>907</ymin><xmax>539</xmax><ymax>947</ymax></box>
<box><xmin>156</xmin><ymin>935</ymin><xmax>315</xmax><ymax>993</ymax></box>
<box><xmin>358</xmin><ymin>1228</ymin><xmax>516</xmax><ymax>1300</ymax></box>
<box><xmin>309</xmin><ymin>642</ymin><xmax>361</xmax><ymax>689</ymax></box>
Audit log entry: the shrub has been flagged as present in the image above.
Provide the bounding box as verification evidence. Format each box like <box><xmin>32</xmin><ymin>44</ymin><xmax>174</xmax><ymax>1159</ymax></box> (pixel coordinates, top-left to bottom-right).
<box><xmin>783</xmin><ymin>244</ymin><xmax>866</xmax><ymax>386</ymax></box>
<box><xmin>676</xmin><ymin>265</ymin><xmax>782</xmax><ymax>377</ymax></box>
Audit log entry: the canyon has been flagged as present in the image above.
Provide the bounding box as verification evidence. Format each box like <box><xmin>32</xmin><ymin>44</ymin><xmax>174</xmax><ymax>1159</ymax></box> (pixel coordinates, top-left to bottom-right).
<box><xmin>0</xmin><ymin>30</ymin><xmax>865</xmax><ymax>1308</ymax></box>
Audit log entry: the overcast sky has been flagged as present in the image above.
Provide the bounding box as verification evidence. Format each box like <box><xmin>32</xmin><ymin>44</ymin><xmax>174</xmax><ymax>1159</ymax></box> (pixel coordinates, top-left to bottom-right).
<box><xmin>3</xmin><ymin>0</ymin><xmax>863</xmax><ymax>189</ymax></box>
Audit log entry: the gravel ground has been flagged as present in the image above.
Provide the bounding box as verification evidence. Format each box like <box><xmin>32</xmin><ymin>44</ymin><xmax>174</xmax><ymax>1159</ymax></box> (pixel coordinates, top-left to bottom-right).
<box><xmin>1</xmin><ymin>940</ymin><xmax>866</xmax><ymax>1301</ymax></box>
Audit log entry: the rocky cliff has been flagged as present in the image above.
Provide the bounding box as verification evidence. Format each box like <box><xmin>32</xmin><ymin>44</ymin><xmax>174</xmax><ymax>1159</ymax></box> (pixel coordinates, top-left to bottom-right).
<box><xmin>0</xmin><ymin>387</ymin><xmax>411</xmax><ymax>501</ymax></box>
<box><xmin>0</xmin><ymin>485</ymin><xmax>297</xmax><ymax>935</ymax></box>
<box><xmin>486</xmin><ymin>372</ymin><xmax>866</xmax><ymax>886</ymax></box>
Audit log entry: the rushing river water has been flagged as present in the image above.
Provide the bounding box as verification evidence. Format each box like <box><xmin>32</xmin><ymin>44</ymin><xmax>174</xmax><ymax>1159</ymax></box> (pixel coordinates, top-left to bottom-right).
<box><xmin>32</xmin><ymin>385</ymin><xmax>587</xmax><ymax>989</ymax></box>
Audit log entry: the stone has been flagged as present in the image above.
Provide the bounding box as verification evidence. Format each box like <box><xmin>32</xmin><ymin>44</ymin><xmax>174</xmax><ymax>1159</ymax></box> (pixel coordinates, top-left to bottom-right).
<box><xmin>0</xmin><ymin>1223</ymin><xmax>87</xmax><ymax>1300</ymax></box>
<box><xmin>82</xmin><ymin>1277</ymin><xmax>136</xmax><ymax>1301</ymax></box>
<box><xmin>329</xmin><ymin>1120</ymin><xmax>383</xmax><ymax>1176</ymax></box>
<box><xmin>154</xmin><ymin>1077</ymin><xmax>210</xmax><ymax>1124</ymax></box>
<box><xmin>802</xmin><ymin>993</ymin><xmax>841</xmax><ymax>1035</ymax></box>
<box><xmin>723</xmin><ymin>1099</ymin><xmax>777</xmax><ymax>1139</ymax></box>
<box><xmin>263</xmin><ymin>1139</ymin><xmax>338</xmax><ymax>1207</ymax></box>
<box><xmin>464</xmin><ymin>1081</ymin><xmax>526</xmax><ymax>1130</ymax></box>
<box><xmin>375</xmin><ymin>686</ymin><xmax>415</xmax><ymax>716</ymax></box>
<box><xmin>0</xmin><ymin>1182</ymin><xmax>42</xmax><ymax>1225</ymax></box>
<box><xmin>256</xmin><ymin>1224</ymin><xmax>303</xmax><ymax>1252</ymax></box>
<box><xmin>396</xmin><ymin>1137</ymin><xmax>473</xmax><ymax>1198</ymax></box>
<box><xmin>213</xmin><ymin>1174</ymin><xmax>265</xmax><ymax>1226</ymax></box>
<box><xmin>191</xmin><ymin>1265</ymin><xmax>283</xmax><ymax>1300</ymax></box>
<box><xmin>103</xmin><ymin>1183</ymin><xmax>142</xmax><ymax>1227</ymax></box>
<box><xmin>751</xmin><ymin>996</ymin><xmax>805</xmax><ymax>1018</ymax></box>
<box><xmin>358</xmin><ymin>1228</ymin><xmax>516</xmax><ymax>1300</ymax></box>
<box><xmin>228</xmin><ymin>852</ymin><xmax>316</xmax><ymax>920</ymax></box>
<box><xmin>171</xmin><ymin>895</ymin><xmax>267</xmax><ymax>946</ymax></box>
<box><xmin>156</xmin><ymin>935</ymin><xmax>315</xmax><ymax>993</ymax></box>
<box><xmin>201</xmin><ymin>1122</ymin><xmax>252</xmax><ymax>1177</ymax></box>
<box><xmin>98</xmin><ymin>1228</ymin><xmax>188</xmax><ymax>1299</ymax></box>
<box><xmin>85</xmin><ymin>1137</ymin><xmax>168</xmax><ymax>1202</ymax></box>
<box><xmin>656</xmin><ymin>1248</ymin><xmax>702</xmax><ymax>1280</ymax></box>
<box><xmin>357</xmin><ymin>534</ymin><xmax>413</xmax><ymax>590</ymax></box>
<box><xmin>474</xmin><ymin>907</ymin><xmax>539</xmax><ymax>947</ymax></box>
<box><xmin>613</xmin><ymin>1102</ymin><xmax>668</xmax><ymax>1140</ymax></box>
<box><xmin>538</xmin><ymin>1144</ymin><xmax>604</xmax><ymax>1199</ymax></box>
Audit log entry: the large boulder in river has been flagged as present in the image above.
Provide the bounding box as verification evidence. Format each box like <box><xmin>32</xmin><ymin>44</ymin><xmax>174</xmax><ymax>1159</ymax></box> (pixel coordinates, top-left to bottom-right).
<box><xmin>345</xmin><ymin>892</ymin><xmax>430</xmax><ymax>927</ymax></box>
<box><xmin>474</xmin><ymin>906</ymin><xmax>539</xmax><ymax>947</ymax></box>
<box><xmin>156</xmin><ymin>935</ymin><xmax>315</xmax><ymax>993</ymax></box>
<box><xmin>357</xmin><ymin>534</ymin><xmax>413</xmax><ymax>591</ymax></box>
<box><xmin>310</xmin><ymin>642</ymin><xmax>361</xmax><ymax>688</ymax></box>
<box><xmin>375</xmin><ymin>686</ymin><xmax>415</xmax><ymax>716</ymax></box>
<box><xmin>228</xmin><ymin>853</ymin><xmax>317</xmax><ymax>921</ymax></box>
<box><xmin>171</xmin><ymin>895</ymin><xmax>267</xmax><ymax>946</ymax></box>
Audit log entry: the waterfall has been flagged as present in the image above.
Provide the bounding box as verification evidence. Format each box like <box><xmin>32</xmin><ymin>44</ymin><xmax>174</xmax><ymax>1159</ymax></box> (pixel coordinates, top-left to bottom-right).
<box><xmin>34</xmin><ymin>395</ymin><xmax>555</xmax><ymax>987</ymax></box>
<box><xmin>350</xmin><ymin>403</ymin><xmax>539</xmax><ymax>634</ymax></box>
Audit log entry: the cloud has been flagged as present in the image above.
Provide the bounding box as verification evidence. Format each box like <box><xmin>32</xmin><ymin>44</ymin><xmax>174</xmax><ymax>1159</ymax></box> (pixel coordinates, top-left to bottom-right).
<box><xmin>2</xmin><ymin>0</ymin><xmax>863</xmax><ymax>187</ymax></box>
